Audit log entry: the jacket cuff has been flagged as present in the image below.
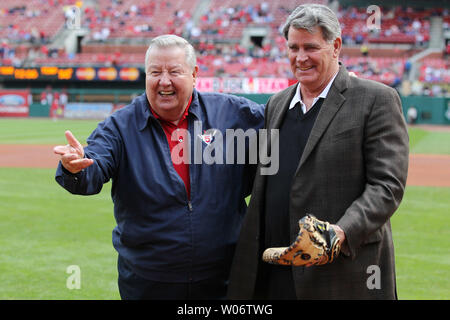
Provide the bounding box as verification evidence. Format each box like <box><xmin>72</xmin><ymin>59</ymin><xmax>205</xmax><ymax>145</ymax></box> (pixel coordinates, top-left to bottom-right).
<box><xmin>55</xmin><ymin>161</ymin><xmax>84</xmax><ymax>192</ymax></box>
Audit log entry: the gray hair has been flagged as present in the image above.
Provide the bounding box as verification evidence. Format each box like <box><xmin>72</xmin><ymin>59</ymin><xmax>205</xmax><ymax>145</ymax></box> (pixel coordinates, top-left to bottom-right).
<box><xmin>282</xmin><ymin>4</ymin><xmax>341</xmax><ymax>42</ymax></box>
<box><xmin>145</xmin><ymin>34</ymin><xmax>197</xmax><ymax>71</ymax></box>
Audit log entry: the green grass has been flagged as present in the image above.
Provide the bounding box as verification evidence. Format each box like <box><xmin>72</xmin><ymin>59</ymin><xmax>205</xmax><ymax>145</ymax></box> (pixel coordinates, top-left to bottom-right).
<box><xmin>392</xmin><ymin>186</ymin><xmax>450</xmax><ymax>299</ymax></box>
<box><xmin>0</xmin><ymin>118</ymin><xmax>100</xmax><ymax>145</ymax></box>
<box><xmin>408</xmin><ymin>127</ymin><xmax>450</xmax><ymax>155</ymax></box>
<box><xmin>0</xmin><ymin>168</ymin><xmax>119</xmax><ymax>299</ymax></box>
<box><xmin>0</xmin><ymin>118</ymin><xmax>449</xmax><ymax>154</ymax></box>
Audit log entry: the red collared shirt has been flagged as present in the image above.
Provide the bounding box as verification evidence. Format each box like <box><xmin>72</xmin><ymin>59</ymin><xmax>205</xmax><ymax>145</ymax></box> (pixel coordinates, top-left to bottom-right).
<box><xmin>150</xmin><ymin>97</ymin><xmax>192</xmax><ymax>199</ymax></box>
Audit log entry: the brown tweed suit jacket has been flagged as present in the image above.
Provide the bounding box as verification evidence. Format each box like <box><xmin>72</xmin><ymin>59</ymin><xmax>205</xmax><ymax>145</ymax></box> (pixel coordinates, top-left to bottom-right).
<box><xmin>227</xmin><ymin>65</ymin><xmax>409</xmax><ymax>299</ymax></box>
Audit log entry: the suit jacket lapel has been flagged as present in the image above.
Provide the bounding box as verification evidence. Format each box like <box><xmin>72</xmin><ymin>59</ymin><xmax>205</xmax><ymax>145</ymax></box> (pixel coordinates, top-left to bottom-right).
<box><xmin>296</xmin><ymin>66</ymin><xmax>349</xmax><ymax>171</ymax></box>
<box><xmin>269</xmin><ymin>84</ymin><xmax>297</xmax><ymax>131</ymax></box>
<box><xmin>262</xmin><ymin>84</ymin><xmax>297</xmax><ymax>171</ymax></box>
<box><xmin>255</xmin><ymin>83</ymin><xmax>296</xmax><ymax>206</ymax></box>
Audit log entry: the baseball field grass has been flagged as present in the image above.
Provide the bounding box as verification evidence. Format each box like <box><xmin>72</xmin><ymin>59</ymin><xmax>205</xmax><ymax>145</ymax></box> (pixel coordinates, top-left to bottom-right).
<box><xmin>0</xmin><ymin>167</ymin><xmax>118</xmax><ymax>299</ymax></box>
<box><xmin>0</xmin><ymin>118</ymin><xmax>98</xmax><ymax>145</ymax></box>
<box><xmin>0</xmin><ymin>118</ymin><xmax>449</xmax><ymax>299</ymax></box>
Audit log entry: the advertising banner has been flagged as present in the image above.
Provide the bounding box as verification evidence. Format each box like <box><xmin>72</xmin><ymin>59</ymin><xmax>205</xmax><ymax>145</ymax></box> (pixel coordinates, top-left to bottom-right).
<box><xmin>0</xmin><ymin>89</ymin><xmax>30</xmax><ymax>117</ymax></box>
<box><xmin>0</xmin><ymin>66</ymin><xmax>140</xmax><ymax>82</ymax></box>
<box><xmin>196</xmin><ymin>77</ymin><xmax>290</xmax><ymax>94</ymax></box>
<box><xmin>64</xmin><ymin>103</ymin><xmax>113</xmax><ymax>119</ymax></box>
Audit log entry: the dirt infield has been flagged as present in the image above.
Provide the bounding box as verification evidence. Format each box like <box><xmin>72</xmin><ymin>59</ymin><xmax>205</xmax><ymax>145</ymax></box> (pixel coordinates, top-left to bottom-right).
<box><xmin>1</xmin><ymin>144</ymin><xmax>449</xmax><ymax>187</ymax></box>
<box><xmin>0</xmin><ymin>145</ymin><xmax>60</xmax><ymax>169</ymax></box>
<box><xmin>406</xmin><ymin>154</ymin><xmax>450</xmax><ymax>187</ymax></box>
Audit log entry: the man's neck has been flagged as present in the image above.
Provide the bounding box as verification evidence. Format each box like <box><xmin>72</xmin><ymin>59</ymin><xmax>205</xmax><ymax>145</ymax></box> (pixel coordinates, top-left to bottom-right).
<box><xmin>300</xmin><ymin>65</ymin><xmax>339</xmax><ymax>101</ymax></box>
<box><xmin>299</xmin><ymin>67</ymin><xmax>339</xmax><ymax>111</ymax></box>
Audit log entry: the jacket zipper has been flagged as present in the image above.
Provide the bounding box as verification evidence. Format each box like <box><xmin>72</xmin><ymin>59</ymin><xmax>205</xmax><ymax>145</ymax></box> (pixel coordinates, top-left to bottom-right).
<box><xmin>153</xmin><ymin>118</ymin><xmax>192</xmax><ymax>208</ymax></box>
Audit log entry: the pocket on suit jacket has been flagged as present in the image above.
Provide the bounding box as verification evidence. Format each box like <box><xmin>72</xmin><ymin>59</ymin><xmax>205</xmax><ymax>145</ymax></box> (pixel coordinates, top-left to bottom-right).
<box><xmin>331</xmin><ymin>126</ymin><xmax>362</xmax><ymax>142</ymax></box>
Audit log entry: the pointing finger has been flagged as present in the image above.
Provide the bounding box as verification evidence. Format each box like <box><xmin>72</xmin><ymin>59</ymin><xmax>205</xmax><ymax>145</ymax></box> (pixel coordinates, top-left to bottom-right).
<box><xmin>65</xmin><ymin>130</ymin><xmax>83</xmax><ymax>151</ymax></box>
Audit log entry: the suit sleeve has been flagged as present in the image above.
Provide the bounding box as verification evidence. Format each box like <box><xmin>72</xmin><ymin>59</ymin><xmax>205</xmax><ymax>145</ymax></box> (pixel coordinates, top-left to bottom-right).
<box><xmin>337</xmin><ymin>86</ymin><xmax>409</xmax><ymax>258</ymax></box>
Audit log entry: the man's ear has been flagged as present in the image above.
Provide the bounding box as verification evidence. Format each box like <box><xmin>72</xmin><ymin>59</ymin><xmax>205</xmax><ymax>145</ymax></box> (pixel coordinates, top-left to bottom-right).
<box><xmin>333</xmin><ymin>37</ymin><xmax>342</xmax><ymax>58</ymax></box>
<box><xmin>192</xmin><ymin>65</ymin><xmax>199</xmax><ymax>87</ymax></box>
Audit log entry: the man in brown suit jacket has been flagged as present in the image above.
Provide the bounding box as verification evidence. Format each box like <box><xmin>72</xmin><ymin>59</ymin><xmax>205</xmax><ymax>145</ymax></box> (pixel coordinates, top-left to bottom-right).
<box><xmin>227</xmin><ymin>4</ymin><xmax>409</xmax><ymax>299</ymax></box>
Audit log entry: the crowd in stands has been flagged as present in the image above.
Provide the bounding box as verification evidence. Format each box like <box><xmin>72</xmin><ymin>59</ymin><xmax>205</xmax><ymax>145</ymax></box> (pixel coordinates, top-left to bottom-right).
<box><xmin>419</xmin><ymin>58</ymin><xmax>450</xmax><ymax>83</ymax></box>
<box><xmin>412</xmin><ymin>58</ymin><xmax>450</xmax><ymax>96</ymax></box>
<box><xmin>194</xmin><ymin>1</ymin><xmax>275</xmax><ymax>39</ymax></box>
<box><xmin>80</xmin><ymin>0</ymin><xmax>197</xmax><ymax>40</ymax></box>
<box><xmin>0</xmin><ymin>0</ymin><xmax>67</xmax><ymax>43</ymax></box>
<box><xmin>341</xmin><ymin>56</ymin><xmax>406</xmax><ymax>88</ymax></box>
<box><xmin>337</xmin><ymin>6</ymin><xmax>437</xmax><ymax>46</ymax></box>
<box><xmin>0</xmin><ymin>0</ymin><xmax>448</xmax><ymax>97</ymax></box>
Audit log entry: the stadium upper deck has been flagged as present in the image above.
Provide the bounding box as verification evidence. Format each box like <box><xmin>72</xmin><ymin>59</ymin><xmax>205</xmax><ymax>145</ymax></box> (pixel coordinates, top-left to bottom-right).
<box><xmin>0</xmin><ymin>0</ymin><xmax>448</xmax><ymax>94</ymax></box>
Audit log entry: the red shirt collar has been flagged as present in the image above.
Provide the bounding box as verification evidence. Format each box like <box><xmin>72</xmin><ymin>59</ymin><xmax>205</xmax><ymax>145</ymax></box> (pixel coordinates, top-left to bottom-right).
<box><xmin>149</xmin><ymin>95</ymin><xmax>193</xmax><ymax>125</ymax></box>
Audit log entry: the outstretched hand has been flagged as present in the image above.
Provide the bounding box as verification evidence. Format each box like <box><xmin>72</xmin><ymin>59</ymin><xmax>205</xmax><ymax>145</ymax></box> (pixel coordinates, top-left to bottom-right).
<box><xmin>53</xmin><ymin>130</ymin><xmax>94</xmax><ymax>174</ymax></box>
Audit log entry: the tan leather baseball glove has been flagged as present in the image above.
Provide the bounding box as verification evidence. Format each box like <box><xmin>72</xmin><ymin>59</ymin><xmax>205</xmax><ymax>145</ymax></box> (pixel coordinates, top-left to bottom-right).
<box><xmin>262</xmin><ymin>214</ymin><xmax>341</xmax><ymax>266</ymax></box>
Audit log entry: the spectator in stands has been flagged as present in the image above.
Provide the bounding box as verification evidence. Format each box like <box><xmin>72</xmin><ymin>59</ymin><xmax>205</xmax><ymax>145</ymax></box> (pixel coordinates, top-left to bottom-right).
<box><xmin>228</xmin><ymin>3</ymin><xmax>408</xmax><ymax>300</ymax></box>
<box><xmin>53</xmin><ymin>34</ymin><xmax>264</xmax><ymax>300</ymax></box>
<box><xmin>411</xmin><ymin>80</ymin><xmax>423</xmax><ymax>95</ymax></box>
<box><xmin>360</xmin><ymin>43</ymin><xmax>369</xmax><ymax>57</ymax></box>
<box><xmin>404</xmin><ymin>60</ymin><xmax>412</xmax><ymax>77</ymax></box>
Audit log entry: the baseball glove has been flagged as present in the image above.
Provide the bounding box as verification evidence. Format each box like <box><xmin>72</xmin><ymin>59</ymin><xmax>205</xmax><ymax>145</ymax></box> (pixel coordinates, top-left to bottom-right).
<box><xmin>262</xmin><ymin>214</ymin><xmax>341</xmax><ymax>266</ymax></box>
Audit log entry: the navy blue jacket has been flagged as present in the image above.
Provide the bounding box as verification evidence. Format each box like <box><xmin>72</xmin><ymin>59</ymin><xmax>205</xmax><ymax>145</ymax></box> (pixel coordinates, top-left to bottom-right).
<box><xmin>55</xmin><ymin>89</ymin><xmax>264</xmax><ymax>282</ymax></box>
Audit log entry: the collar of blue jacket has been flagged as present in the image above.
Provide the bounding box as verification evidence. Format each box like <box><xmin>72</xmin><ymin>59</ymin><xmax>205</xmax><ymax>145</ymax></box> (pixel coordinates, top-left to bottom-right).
<box><xmin>137</xmin><ymin>89</ymin><xmax>209</xmax><ymax>131</ymax></box>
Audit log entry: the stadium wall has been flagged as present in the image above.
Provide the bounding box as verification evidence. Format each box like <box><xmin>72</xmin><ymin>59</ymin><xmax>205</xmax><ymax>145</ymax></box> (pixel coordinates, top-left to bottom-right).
<box><xmin>1</xmin><ymin>88</ymin><xmax>448</xmax><ymax>125</ymax></box>
<box><xmin>402</xmin><ymin>96</ymin><xmax>450</xmax><ymax>125</ymax></box>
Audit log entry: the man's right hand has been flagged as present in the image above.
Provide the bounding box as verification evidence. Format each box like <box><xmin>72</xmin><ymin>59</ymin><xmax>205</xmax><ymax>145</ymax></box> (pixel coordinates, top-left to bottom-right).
<box><xmin>53</xmin><ymin>130</ymin><xmax>94</xmax><ymax>174</ymax></box>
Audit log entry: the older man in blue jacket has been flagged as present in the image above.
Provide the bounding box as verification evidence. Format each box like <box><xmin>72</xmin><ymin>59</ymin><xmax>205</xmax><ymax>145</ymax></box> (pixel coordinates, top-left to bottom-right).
<box><xmin>54</xmin><ymin>35</ymin><xmax>265</xmax><ymax>299</ymax></box>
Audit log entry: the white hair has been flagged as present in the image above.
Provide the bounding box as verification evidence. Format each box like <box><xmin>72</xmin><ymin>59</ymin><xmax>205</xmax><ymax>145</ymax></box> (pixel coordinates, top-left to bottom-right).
<box><xmin>145</xmin><ymin>34</ymin><xmax>197</xmax><ymax>71</ymax></box>
<box><xmin>282</xmin><ymin>4</ymin><xmax>341</xmax><ymax>42</ymax></box>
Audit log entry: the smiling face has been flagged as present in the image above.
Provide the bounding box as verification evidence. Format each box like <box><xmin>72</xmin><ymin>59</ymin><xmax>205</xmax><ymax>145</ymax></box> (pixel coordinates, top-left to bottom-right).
<box><xmin>145</xmin><ymin>46</ymin><xmax>198</xmax><ymax>123</ymax></box>
<box><xmin>287</xmin><ymin>25</ymin><xmax>341</xmax><ymax>96</ymax></box>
